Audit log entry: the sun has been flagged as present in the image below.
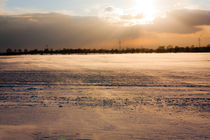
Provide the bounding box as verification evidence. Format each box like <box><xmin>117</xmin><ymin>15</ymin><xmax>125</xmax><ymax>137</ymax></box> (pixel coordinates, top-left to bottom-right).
<box><xmin>134</xmin><ymin>0</ymin><xmax>158</xmax><ymax>24</ymax></box>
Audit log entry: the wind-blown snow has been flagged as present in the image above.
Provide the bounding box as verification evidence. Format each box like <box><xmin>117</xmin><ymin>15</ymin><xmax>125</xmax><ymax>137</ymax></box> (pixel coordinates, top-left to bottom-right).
<box><xmin>0</xmin><ymin>53</ymin><xmax>209</xmax><ymax>140</ymax></box>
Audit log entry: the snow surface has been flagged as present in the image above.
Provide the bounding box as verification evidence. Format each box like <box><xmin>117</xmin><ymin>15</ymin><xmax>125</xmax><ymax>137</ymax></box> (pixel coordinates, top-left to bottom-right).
<box><xmin>0</xmin><ymin>53</ymin><xmax>210</xmax><ymax>140</ymax></box>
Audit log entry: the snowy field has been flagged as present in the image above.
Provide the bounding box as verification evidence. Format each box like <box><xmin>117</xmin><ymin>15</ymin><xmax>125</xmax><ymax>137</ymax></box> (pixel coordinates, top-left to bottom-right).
<box><xmin>0</xmin><ymin>53</ymin><xmax>210</xmax><ymax>140</ymax></box>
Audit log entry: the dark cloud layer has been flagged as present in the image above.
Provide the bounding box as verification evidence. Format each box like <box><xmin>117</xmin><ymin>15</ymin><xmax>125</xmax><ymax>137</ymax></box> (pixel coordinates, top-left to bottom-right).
<box><xmin>0</xmin><ymin>13</ymin><xmax>143</xmax><ymax>51</ymax></box>
<box><xmin>147</xmin><ymin>9</ymin><xmax>210</xmax><ymax>34</ymax></box>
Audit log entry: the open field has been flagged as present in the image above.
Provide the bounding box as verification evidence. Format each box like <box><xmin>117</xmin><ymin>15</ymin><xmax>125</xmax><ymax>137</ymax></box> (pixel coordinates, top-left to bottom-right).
<box><xmin>0</xmin><ymin>53</ymin><xmax>210</xmax><ymax>140</ymax></box>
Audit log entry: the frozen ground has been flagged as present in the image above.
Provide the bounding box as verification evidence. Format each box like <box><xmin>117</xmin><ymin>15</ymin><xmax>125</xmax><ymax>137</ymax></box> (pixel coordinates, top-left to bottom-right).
<box><xmin>0</xmin><ymin>53</ymin><xmax>210</xmax><ymax>140</ymax></box>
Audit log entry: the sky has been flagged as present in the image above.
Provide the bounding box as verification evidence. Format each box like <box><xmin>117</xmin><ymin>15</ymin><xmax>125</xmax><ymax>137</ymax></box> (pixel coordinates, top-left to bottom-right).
<box><xmin>0</xmin><ymin>0</ymin><xmax>210</xmax><ymax>51</ymax></box>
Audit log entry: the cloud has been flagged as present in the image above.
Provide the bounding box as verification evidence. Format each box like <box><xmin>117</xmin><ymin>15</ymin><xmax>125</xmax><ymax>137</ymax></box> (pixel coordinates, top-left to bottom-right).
<box><xmin>104</xmin><ymin>6</ymin><xmax>114</xmax><ymax>12</ymax></box>
<box><xmin>54</xmin><ymin>10</ymin><xmax>74</xmax><ymax>16</ymax></box>
<box><xmin>120</xmin><ymin>14</ymin><xmax>143</xmax><ymax>20</ymax></box>
<box><xmin>146</xmin><ymin>9</ymin><xmax>210</xmax><ymax>34</ymax></box>
<box><xmin>0</xmin><ymin>13</ymin><xmax>143</xmax><ymax>51</ymax></box>
<box><xmin>101</xmin><ymin>6</ymin><xmax>123</xmax><ymax>19</ymax></box>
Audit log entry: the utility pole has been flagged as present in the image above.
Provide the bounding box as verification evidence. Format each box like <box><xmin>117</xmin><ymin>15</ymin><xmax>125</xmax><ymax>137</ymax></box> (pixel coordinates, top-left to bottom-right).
<box><xmin>198</xmin><ymin>37</ymin><xmax>201</xmax><ymax>47</ymax></box>
<box><xmin>119</xmin><ymin>40</ymin><xmax>122</xmax><ymax>50</ymax></box>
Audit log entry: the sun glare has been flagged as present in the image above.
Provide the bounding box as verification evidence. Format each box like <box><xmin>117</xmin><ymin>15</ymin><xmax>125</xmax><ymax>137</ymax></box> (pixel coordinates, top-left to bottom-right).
<box><xmin>134</xmin><ymin>0</ymin><xmax>157</xmax><ymax>24</ymax></box>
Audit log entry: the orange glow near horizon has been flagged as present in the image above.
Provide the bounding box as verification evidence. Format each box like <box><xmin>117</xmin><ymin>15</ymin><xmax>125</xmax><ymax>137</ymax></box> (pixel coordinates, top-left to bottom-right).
<box><xmin>92</xmin><ymin>26</ymin><xmax>210</xmax><ymax>49</ymax></box>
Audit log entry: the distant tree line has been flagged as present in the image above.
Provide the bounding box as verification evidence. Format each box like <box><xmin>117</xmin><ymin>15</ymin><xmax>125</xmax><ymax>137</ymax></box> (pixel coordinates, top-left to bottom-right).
<box><xmin>1</xmin><ymin>45</ymin><xmax>210</xmax><ymax>55</ymax></box>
